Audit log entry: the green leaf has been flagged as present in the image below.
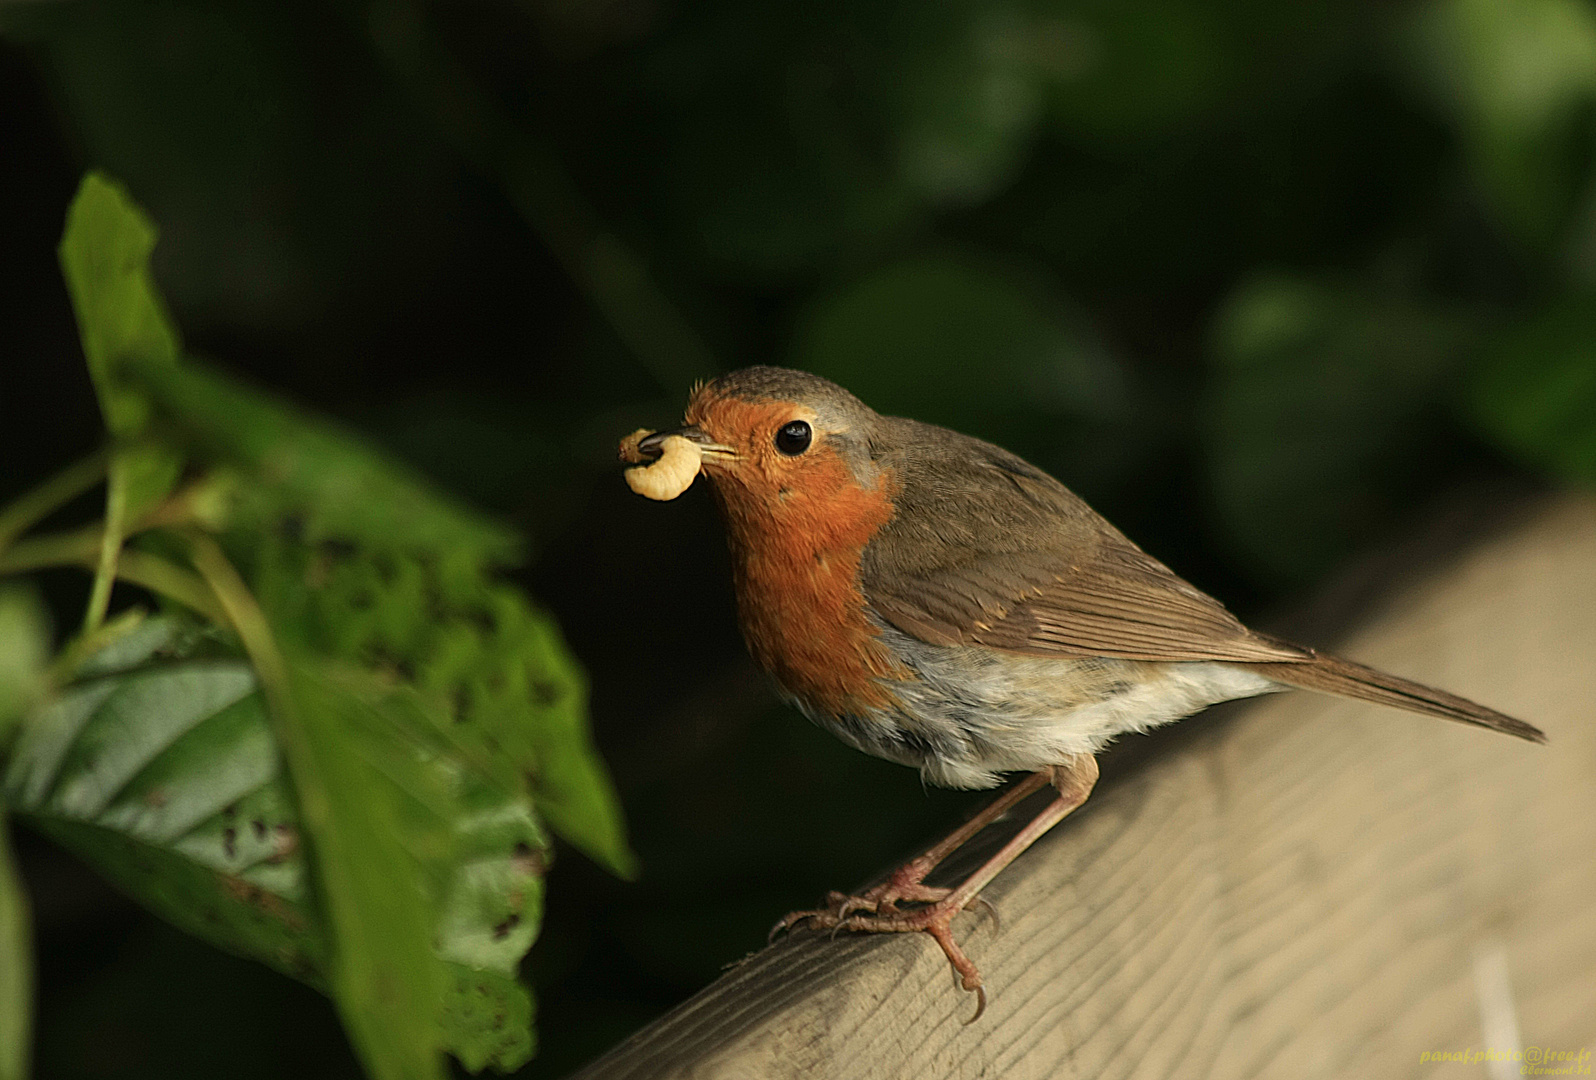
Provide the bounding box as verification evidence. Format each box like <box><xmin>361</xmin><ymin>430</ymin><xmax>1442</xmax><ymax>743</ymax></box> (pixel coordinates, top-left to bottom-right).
<box><xmin>1207</xmin><ymin>272</ymin><xmax>1470</xmax><ymax>585</ymax></box>
<box><xmin>442</xmin><ymin>969</ymin><xmax>534</xmax><ymax>1074</ymax></box>
<box><xmin>144</xmin><ymin>363</ymin><xmax>636</xmax><ymax>871</ymax></box>
<box><xmin>0</xmin><ymin>805</ymin><xmax>30</xmax><ymax>1080</ymax></box>
<box><xmin>3</xmin><ymin>618</ymin><xmax>553</xmax><ymax>1074</ymax></box>
<box><xmin>57</xmin><ymin>172</ymin><xmax>184</xmax><ymax>521</ymax></box>
<box><xmin>357</xmin><ymin>685</ymin><xmax>549</xmax><ymax>1073</ymax></box>
<box><xmin>463</xmin><ymin>595</ymin><xmax>631</xmax><ymax>880</ymax></box>
<box><xmin>129</xmin><ymin>359</ymin><xmax>519</xmax><ymax>568</ymax></box>
<box><xmin>4</xmin><ymin>631</ymin><xmax>326</xmax><ymax>984</ymax></box>
<box><xmin>433</xmin><ymin>746</ymin><xmax>546</xmax><ymax>1071</ymax></box>
<box><xmin>280</xmin><ymin>666</ymin><xmax>450</xmax><ymax>1080</ymax></box>
<box><xmin>247</xmin><ymin>532</ymin><xmax>634</xmax><ymax>880</ymax></box>
<box><xmin>1470</xmin><ymin>296</ymin><xmax>1596</xmax><ymax>484</ymax></box>
<box><xmin>57</xmin><ymin>172</ymin><xmax>180</xmax><ymax>436</ymax></box>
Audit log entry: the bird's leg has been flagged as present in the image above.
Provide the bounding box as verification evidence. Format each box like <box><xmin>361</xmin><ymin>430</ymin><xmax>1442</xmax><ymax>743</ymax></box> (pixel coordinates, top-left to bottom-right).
<box><xmin>835</xmin><ymin>769</ymin><xmax>1056</xmax><ymax>916</ymax></box>
<box><xmin>791</xmin><ymin>754</ymin><xmax>1100</xmax><ymax>1022</ymax></box>
<box><xmin>770</xmin><ymin>770</ymin><xmax>1053</xmax><ymax>938</ymax></box>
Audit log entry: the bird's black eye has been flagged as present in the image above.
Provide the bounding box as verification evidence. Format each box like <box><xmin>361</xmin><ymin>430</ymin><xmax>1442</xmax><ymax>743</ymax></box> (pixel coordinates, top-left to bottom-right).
<box><xmin>774</xmin><ymin>420</ymin><xmax>812</xmax><ymax>456</ymax></box>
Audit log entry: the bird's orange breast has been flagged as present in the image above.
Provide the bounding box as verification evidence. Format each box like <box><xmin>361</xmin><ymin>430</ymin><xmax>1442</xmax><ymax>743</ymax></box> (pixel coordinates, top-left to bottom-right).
<box><xmin>706</xmin><ymin>445</ymin><xmax>908</xmax><ymax>719</ymax></box>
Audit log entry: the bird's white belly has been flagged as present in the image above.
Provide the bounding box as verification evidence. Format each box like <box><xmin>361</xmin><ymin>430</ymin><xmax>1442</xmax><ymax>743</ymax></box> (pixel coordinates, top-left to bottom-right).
<box><xmin>797</xmin><ymin>624</ymin><xmax>1282</xmax><ymax>790</ymax></box>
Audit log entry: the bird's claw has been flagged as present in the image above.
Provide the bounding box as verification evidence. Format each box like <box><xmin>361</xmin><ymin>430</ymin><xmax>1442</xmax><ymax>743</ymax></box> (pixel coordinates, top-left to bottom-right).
<box><xmin>965</xmin><ymin>985</ymin><xmax>988</xmax><ymax>1024</ymax></box>
<box><xmin>968</xmin><ymin>895</ymin><xmax>1000</xmax><ymax>933</ymax></box>
<box><xmin>767</xmin><ymin>910</ymin><xmax>817</xmax><ymax>943</ymax></box>
<box><xmin>775</xmin><ymin>888</ymin><xmax>993</xmax><ymax>1020</ymax></box>
<box><xmin>769</xmin><ymin>879</ymin><xmax>955</xmax><ymax>943</ymax></box>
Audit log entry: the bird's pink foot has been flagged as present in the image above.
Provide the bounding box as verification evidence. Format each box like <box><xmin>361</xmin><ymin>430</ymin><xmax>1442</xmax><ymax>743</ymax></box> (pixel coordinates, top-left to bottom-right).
<box><xmin>768</xmin><ymin>881</ymin><xmax>952</xmax><ymax>939</ymax></box>
<box><xmin>771</xmin><ymin>883</ymin><xmax>992</xmax><ymax>1022</ymax></box>
<box><xmin>768</xmin><ymin>856</ymin><xmax>951</xmax><ymax>940</ymax></box>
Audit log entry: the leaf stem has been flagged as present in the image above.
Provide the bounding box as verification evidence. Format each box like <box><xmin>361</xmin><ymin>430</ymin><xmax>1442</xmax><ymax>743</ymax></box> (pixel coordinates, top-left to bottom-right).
<box><xmin>181</xmin><ymin>533</ymin><xmax>296</xmax><ymax>732</ymax></box>
<box><xmin>0</xmin><ymin>526</ymin><xmax>102</xmax><ymax>570</ymax></box>
<box><xmin>114</xmin><ymin>552</ymin><xmax>227</xmax><ymax>624</ymax></box>
<box><xmin>82</xmin><ymin>455</ymin><xmax>130</xmax><ymax>635</ymax></box>
<box><xmin>0</xmin><ymin>450</ymin><xmax>107</xmax><ymax>559</ymax></box>
<box><xmin>48</xmin><ymin>608</ymin><xmax>147</xmax><ymax>684</ymax></box>
<box><xmin>0</xmin><ymin>529</ymin><xmax>225</xmax><ymax>625</ymax></box>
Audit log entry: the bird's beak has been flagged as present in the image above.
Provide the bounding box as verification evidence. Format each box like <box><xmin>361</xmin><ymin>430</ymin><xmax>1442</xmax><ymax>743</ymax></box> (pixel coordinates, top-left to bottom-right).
<box><xmin>638</xmin><ymin>426</ymin><xmax>738</xmax><ymax>463</ymax></box>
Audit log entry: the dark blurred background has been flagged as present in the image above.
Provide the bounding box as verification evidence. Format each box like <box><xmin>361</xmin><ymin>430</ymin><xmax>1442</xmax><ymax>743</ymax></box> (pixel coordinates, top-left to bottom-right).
<box><xmin>3</xmin><ymin>0</ymin><xmax>1594</xmax><ymax>1075</ymax></box>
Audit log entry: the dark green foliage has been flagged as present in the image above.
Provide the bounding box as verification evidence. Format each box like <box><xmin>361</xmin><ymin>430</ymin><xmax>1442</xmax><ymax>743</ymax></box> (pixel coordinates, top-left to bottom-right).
<box><xmin>1471</xmin><ymin>296</ymin><xmax>1596</xmax><ymax>484</ymax></box>
<box><xmin>1</xmin><ymin>175</ymin><xmax>631</xmax><ymax>1078</ymax></box>
<box><xmin>792</xmin><ymin>255</ymin><xmax>1127</xmax><ymax>437</ymax></box>
<box><xmin>1207</xmin><ymin>273</ymin><xmax>1475</xmax><ymax>585</ymax></box>
<box><xmin>1401</xmin><ymin>0</ymin><xmax>1596</xmax><ymax>246</ymax></box>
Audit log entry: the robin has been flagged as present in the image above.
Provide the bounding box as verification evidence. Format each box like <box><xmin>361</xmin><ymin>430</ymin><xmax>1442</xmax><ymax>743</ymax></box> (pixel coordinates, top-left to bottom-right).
<box><xmin>622</xmin><ymin>365</ymin><xmax>1544</xmax><ymax>1020</ymax></box>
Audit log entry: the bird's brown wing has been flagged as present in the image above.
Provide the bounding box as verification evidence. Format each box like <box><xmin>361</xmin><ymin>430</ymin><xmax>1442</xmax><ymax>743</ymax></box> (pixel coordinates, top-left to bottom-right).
<box><xmin>860</xmin><ymin>424</ymin><xmax>1309</xmax><ymax>664</ymax></box>
<box><xmin>859</xmin><ymin>421</ymin><xmax>1544</xmax><ymax>742</ymax></box>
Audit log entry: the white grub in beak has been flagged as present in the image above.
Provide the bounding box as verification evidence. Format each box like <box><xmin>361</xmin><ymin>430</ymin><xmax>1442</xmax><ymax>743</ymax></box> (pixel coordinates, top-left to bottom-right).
<box><xmin>619</xmin><ymin>430</ymin><xmax>702</xmax><ymax>501</ymax></box>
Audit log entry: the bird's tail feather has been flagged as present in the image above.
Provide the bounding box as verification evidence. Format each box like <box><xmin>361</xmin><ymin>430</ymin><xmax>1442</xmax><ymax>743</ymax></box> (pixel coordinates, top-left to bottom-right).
<box><xmin>1249</xmin><ymin>650</ymin><xmax>1546</xmax><ymax>743</ymax></box>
